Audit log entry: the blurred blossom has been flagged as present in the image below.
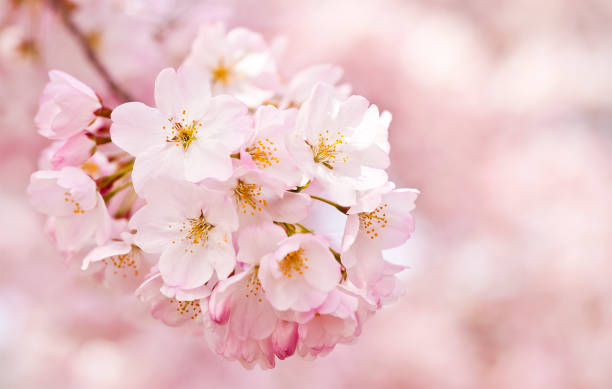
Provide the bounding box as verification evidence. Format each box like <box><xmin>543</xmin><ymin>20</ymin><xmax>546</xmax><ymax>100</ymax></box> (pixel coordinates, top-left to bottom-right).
<box><xmin>2</xmin><ymin>0</ymin><xmax>612</xmax><ymax>388</ymax></box>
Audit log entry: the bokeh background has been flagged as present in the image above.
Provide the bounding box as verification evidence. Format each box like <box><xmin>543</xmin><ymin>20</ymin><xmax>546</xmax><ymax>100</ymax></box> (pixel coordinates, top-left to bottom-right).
<box><xmin>2</xmin><ymin>0</ymin><xmax>612</xmax><ymax>388</ymax></box>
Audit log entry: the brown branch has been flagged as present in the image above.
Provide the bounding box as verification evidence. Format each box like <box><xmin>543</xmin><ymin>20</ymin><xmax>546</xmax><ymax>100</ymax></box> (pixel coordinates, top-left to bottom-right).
<box><xmin>50</xmin><ymin>0</ymin><xmax>134</xmax><ymax>102</ymax></box>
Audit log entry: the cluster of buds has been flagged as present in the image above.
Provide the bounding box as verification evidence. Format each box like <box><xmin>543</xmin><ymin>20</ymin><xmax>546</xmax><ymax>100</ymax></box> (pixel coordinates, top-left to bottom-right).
<box><xmin>27</xmin><ymin>23</ymin><xmax>419</xmax><ymax>368</ymax></box>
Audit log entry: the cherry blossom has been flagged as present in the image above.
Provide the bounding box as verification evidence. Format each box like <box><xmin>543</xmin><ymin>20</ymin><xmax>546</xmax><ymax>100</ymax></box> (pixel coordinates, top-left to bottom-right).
<box><xmin>259</xmin><ymin>233</ymin><xmax>341</xmax><ymax>312</ymax></box>
<box><xmin>240</xmin><ymin>105</ymin><xmax>303</xmax><ymax>187</ymax></box>
<box><xmin>27</xmin><ymin>166</ymin><xmax>111</xmax><ymax>252</ymax></box>
<box><xmin>110</xmin><ymin>65</ymin><xmax>252</xmax><ymax>192</ymax></box>
<box><xmin>288</xmin><ymin>82</ymin><xmax>391</xmax><ymax>206</ymax></box>
<box><xmin>202</xmin><ymin>163</ymin><xmax>311</xmax><ymax>226</ymax></box>
<box><xmin>26</xmin><ymin>19</ymin><xmax>419</xmax><ymax>370</ymax></box>
<box><xmin>136</xmin><ymin>273</ymin><xmax>208</xmax><ymax>329</ymax></box>
<box><xmin>184</xmin><ymin>23</ymin><xmax>280</xmax><ymax>107</ymax></box>
<box><xmin>81</xmin><ymin>221</ymin><xmax>155</xmax><ymax>293</ymax></box>
<box><xmin>129</xmin><ymin>179</ymin><xmax>238</xmax><ymax>290</ymax></box>
<box><xmin>34</xmin><ymin>70</ymin><xmax>102</xmax><ymax>140</ymax></box>
<box><xmin>341</xmin><ymin>184</ymin><xmax>419</xmax><ymax>304</ymax></box>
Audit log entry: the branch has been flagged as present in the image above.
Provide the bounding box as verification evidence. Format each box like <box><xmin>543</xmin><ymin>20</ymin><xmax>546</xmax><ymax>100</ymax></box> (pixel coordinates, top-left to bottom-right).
<box><xmin>50</xmin><ymin>0</ymin><xmax>134</xmax><ymax>102</ymax></box>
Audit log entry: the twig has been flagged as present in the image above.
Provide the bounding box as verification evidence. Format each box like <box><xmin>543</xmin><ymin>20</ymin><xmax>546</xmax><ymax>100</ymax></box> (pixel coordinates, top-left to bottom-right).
<box><xmin>50</xmin><ymin>0</ymin><xmax>134</xmax><ymax>102</ymax></box>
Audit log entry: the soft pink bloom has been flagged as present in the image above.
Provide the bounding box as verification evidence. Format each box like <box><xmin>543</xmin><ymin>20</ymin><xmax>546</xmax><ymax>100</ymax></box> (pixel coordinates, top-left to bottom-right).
<box><xmin>81</xmin><ymin>226</ymin><xmax>155</xmax><ymax>293</ymax></box>
<box><xmin>240</xmin><ymin>105</ymin><xmax>303</xmax><ymax>187</ymax></box>
<box><xmin>341</xmin><ymin>184</ymin><xmax>419</xmax><ymax>304</ymax></box>
<box><xmin>258</xmin><ymin>232</ymin><xmax>341</xmax><ymax>312</ymax></box>
<box><xmin>184</xmin><ymin>23</ymin><xmax>280</xmax><ymax>107</ymax></box>
<box><xmin>205</xmin><ymin>264</ymin><xmax>299</xmax><ymax>369</ymax></box>
<box><xmin>280</xmin><ymin>64</ymin><xmax>351</xmax><ymax>109</ymax></box>
<box><xmin>110</xmin><ymin>65</ymin><xmax>252</xmax><ymax>192</ymax></box>
<box><xmin>136</xmin><ymin>273</ymin><xmax>208</xmax><ymax>329</ymax></box>
<box><xmin>50</xmin><ymin>131</ymin><xmax>96</xmax><ymax>170</ymax></box>
<box><xmin>27</xmin><ymin>166</ymin><xmax>111</xmax><ymax>252</ymax></box>
<box><xmin>129</xmin><ymin>179</ymin><xmax>238</xmax><ymax>290</ymax></box>
<box><xmin>288</xmin><ymin>83</ymin><xmax>391</xmax><ymax>206</ymax></box>
<box><xmin>34</xmin><ymin>70</ymin><xmax>101</xmax><ymax>140</ymax></box>
<box><xmin>202</xmin><ymin>162</ymin><xmax>311</xmax><ymax>226</ymax></box>
<box><xmin>294</xmin><ymin>289</ymin><xmax>362</xmax><ymax>358</ymax></box>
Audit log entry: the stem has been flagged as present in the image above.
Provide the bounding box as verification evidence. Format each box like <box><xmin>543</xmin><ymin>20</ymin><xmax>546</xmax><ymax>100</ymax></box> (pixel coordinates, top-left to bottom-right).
<box><xmin>295</xmin><ymin>223</ymin><xmax>313</xmax><ymax>234</ymax></box>
<box><xmin>290</xmin><ymin>180</ymin><xmax>311</xmax><ymax>193</ymax></box>
<box><xmin>103</xmin><ymin>181</ymin><xmax>132</xmax><ymax>201</ymax></box>
<box><xmin>50</xmin><ymin>0</ymin><xmax>134</xmax><ymax>102</ymax></box>
<box><xmin>329</xmin><ymin>248</ymin><xmax>347</xmax><ymax>282</ymax></box>
<box><xmin>94</xmin><ymin>106</ymin><xmax>112</xmax><ymax>118</ymax></box>
<box><xmin>309</xmin><ymin>195</ymin><xmax>349</xmax><ymax>214</ymax></box>
<box><xmin>97</xmin><ymin>159</ymin><xmax>134</xmax><ymax>190</ymax></box>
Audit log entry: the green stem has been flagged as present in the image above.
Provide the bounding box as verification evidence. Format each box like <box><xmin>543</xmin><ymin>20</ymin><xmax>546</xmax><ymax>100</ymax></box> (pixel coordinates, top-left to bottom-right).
<box><xmin>309</xmin><ymin>195</ymin><xmax>349</xmax><ymax>214</ymax></box>
<box><xmin>103</xmin><ymin>181</ymin><xmax>132</xmax><ymax>201</ymax></box>
<box><xmin>290</xmin><ymin>180</ymin><xmax>311</xmax><ymax>193</ymax></box>
<box><xmin>329</xmin><ymin>247</ymin><xmax>347</xmax><ymax>281</ymax></box>
<box><xmin>97</xmin><ymin>159</ymin><xmax>134</xmax><ymax>190</ymax></box>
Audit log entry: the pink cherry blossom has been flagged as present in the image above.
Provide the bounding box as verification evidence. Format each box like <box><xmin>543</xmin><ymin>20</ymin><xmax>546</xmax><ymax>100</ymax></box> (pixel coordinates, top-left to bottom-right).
<box><xmin>136</xmin><ymin>273</ymin><xmax>208</xmax><ymax>329</ymax></box>
<box><xmin>81</xmin><ymin>224</ymin><xmax>155</xmax><ymax>293</ymax></box>
<box><xmin>34</xmin><ymin>70</ymin><xmax>102</xmax><ymax>140</ymax></box>
<box><xmin>27</xmin><ymin>166</ymin><xmax>111</xmax><ymax>253</ymax></box>
<box><xmin>184</xmin><ymin>23</ymin><xmax>280</xmax><ymax>107</ymax></box>
<box><xmin>294</xmin><ymin>289</ymin><xmax>362</xmax><ymax>358</ymax></box>
<box><xmin>202</xmin><ymin>162</ymin><xmax>311</xmax><ymax>226</ymax></box>
<box><xmin>259</xmin><ymin>233</ymin><xmax>341</xmax><ymax>312</ymax></box>
<box><xmin>288</xmin><ymin>82</ymin><xmax>391</xmax><ymax>206</ymax></box>
<box><xmin>206</xmin><ymin>264</ymin><xmax>300</xmax><ymax>369</ymax></box>
<box><xmin>240</xmin><ymin>105</ymin><xmax>303</xmax><ymax>187</ymax></box>
<box><xmin>110</xmin><ymin>65</ymin><xmax>252</xmax><ymax>192</ymax></box>
<box><xmin>129</xmin><ymin>179</ymin><xmax>238</xmax><ymax>291</ymax></box>
<box><xmin>341</xmin><ymin>184</ymin><xmax>419</xmax><ymax>304</ymax></box>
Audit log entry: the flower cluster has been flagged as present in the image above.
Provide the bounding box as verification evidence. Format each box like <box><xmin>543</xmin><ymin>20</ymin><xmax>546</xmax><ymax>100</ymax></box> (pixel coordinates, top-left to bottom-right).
<box><xmin>27</xmin><ymin>23</ymin><xmax>418</xmax><ymax>369</ymax></box>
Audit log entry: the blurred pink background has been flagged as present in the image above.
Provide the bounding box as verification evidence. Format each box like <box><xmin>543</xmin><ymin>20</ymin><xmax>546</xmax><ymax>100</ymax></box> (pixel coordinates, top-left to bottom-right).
<box><xmin>2</xmin><ymin>0</ymin><xmax>612</xmax><ymax>388</ymax></box>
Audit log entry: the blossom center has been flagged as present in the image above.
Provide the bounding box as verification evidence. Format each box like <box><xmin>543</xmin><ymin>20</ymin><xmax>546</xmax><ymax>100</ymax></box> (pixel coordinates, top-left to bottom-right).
<box><xmin>164</xmin><ymin>109</ymin><xmax>202</xmax><ymax>151</ymax></box>
<box><xmin>63</xmin><ymin>191</ymin><xmax>85</xmax><ymax>214</ymax></box>
<box><xmin>211</xmin><ymin>59</ymin><xmax>233</xmax><ymax>85</ymax></box>
<box><xmin>246</xmin><ymin>138</ymin><xmax>279</xmax><ymax>168</ymax></box>
<box><xmin>358</xmin><ymin>203</ymin><xmax>389</xmax><ymax>240</ymax></box>
<box><xmin>233</xmin><ymin>179</ymin><xmax>266</xmax><ymax>216</ymax></box>
<box><xmin>244</xmin><ymin>269</ymin><xmax>264</xmax><ymax>302</ymax></box>
<box><xmin>168</xmin><ymin>298</ymin><xmax>202</xmax><ymax>320</ymax></box>
<box><xmin>102</xmin><ymin>250</ymin><xmax>139</xmax><ymax>277</ymax></box>
<box><xmin>309</xmin><ymin>130</ymin><xmax>347</xmax><ymax>169</ymax></box>
<box><xmin>279</xmin><ymin>248</ymin><xmax>309</xmax><ymax>278</ymax></box>
<box><xmin>172</xmin><ymin>213</ymin><xmax>214</xmax><ymax>247</ymax></box>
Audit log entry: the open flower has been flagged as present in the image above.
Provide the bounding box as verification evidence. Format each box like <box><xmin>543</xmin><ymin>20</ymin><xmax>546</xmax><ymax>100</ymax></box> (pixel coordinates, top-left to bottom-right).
<box><xmin>129</xmin><ymin>179</ymin><xmax>238</xmax><ymax>291</ymax></box>
<box><xmin>205</xmin><ymin>227</ymin><xmax>300</xmax><ymax>368</ymax></box>
<box><xmin>27</xmin><ymin>166</ymin><xmax>111</xmax><ymax>252</ymax></box>
<box><xmin>136</xmin><ymin>273</ymin><xmax>209</xmax><ymax>329</ymax></box>
<box><xmin>35</xmin><ymin>70</ymin><xmax>102</xmax><ymax>140</ymax></box>
<box><xmin>240</xmin><ymin>105</ymin><xmax>303</xmax><ymax>187</ymax></box>
<box><xmin>294</xmin><ymin>289</ymin><xmax>362</xmax><ymax>358</ymax></box>
<box><xmin>81</xmin><ymin>222</ymin><xmax>155</xmax><ymax>293</ymax></box>
<box><xmin>110</xmin><ymin>65</ymin><xmax>252</xmax><ymax>193</ymax></box>
<box><xmin>288</xmin><ymin>83</ymin><xmax>391</xmax><ymax>206</ymax></box>
<box><xmin>184</xmin><ymin>23</ymin><xmax>280</xmax><ymax>107</ymax></box>
<box><xmin>202</xmin><ymin>162</ymin><xmax>311</xmax><ymax>226</ymax></box>
<box><xmin>341</xmin><ymin>184</ymin><xmax>419</xmax><ymax>304</ymax></box>
<box><xmin>258</xmin><ymin>232</ymin><xmax>341</xmax><ymax>312</ymax></box>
